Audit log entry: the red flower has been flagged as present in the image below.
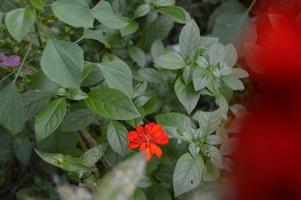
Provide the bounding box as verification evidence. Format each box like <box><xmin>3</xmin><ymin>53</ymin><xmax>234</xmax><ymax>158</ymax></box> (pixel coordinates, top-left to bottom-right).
<box><xmin>127</xmin><ymin>123</ymin><xmax>169</xmax><ymax>160</ymax></box>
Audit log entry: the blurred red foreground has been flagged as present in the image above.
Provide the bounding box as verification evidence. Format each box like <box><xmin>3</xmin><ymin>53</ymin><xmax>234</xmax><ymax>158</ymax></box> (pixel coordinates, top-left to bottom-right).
<box><xmin>232</xmin><ymin>0</ymin><xmax>301</xmax><ymax>200</ymax></box>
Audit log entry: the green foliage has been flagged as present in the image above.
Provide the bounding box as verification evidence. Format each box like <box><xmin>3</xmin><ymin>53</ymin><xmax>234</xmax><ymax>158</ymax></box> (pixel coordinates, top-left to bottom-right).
<box><xmin>0</xmin><ymin>0</ymin><xmax>251</xmax><ymax>199</ymax></box>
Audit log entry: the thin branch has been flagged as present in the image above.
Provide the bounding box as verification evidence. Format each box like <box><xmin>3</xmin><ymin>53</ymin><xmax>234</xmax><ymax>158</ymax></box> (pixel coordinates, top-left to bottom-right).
<box><xmin>13</xmin><ymin>42</ymin><xmax>32</xmax><ymax>83</ymax></box>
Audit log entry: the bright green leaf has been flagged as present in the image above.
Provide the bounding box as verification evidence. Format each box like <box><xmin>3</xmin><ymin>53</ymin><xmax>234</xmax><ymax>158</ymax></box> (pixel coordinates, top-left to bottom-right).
<box><xmin>92</xmin><ymin>1</ymin><xmax>128</xmax><ymax>29</ymax></box>
<box><xmin>174</xmin><ymin>77</ymin><xmax>200</xmax><ymax>114</ymax></box>
<box><xmin>154</xmin><ymin>51</ymin><xmax>186</xmax><ymax>70</ymax></box>
<box><xmin>99</xmin><ymin>58</ymin><xmax>133</xmax><ymax>97</ymax></box>
<box><xmin>5</xmin><ymin>7</ymin><xmax>36</xmax><ymax>42</ymax></box>
<box><xmin>179</xmin><ymin>20</ymin><xmax>201</xmax><ymax>61</ymax></box>
<box><xmin>128</xmin><ymin>46</ymin><xmax>147</xmax><ymax>67</ymax></box>
<box><xmin>52</xmin><ymin>0</ymin><xmax>94</xmax><ymax>28</ymax></box>
<box><xmin>173</xmin><ymin>153</ymin><xmax>204</xmax><ymax>197</ymax></box>
<box><xmin>134</xmin><ymin>4</ymin><xmax>151</xmax><ymax>19</ymax></box>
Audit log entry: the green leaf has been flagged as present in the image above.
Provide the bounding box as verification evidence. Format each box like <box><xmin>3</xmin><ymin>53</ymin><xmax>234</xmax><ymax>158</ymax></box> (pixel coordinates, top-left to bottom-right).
<box><xmin>223</xmin><ymin>77</ymin><xmax>244</xmax><ymax>91</ymax></box>
<box><xmin>99</xmin><ymin>59</ymin><xmax>133</xmax><ymax>97</ymax></box>
<box><xmin>147</xmin><ymin>184</ymin><xmax>172</xmax><ymax>200</ymax></box>
<box><xmin>120</xmin><ymin>20</ymin><xmax>139</xmax><ymax>36</ymax></box>
<box><xmin>107</xmin><ymin>121</ymin><xmax>129</xmax><ymax>157</ymax></box>
<box><xmin>209</xmin><ymin>0</ymin><xmax>246</xmax><ymax>29</ymax></box>
<box><xmin>0</xmin><ymin>129</ymin><xmax>13</xmax><ymax>162</ymax></box>
<box><xmin>155</xmin><ymin>112</ymin><xmax>195</xmax><ymax>129</ymax></box>
<box><xmin>155</xmin><ymin>112</ymin><xmax>195</xmax><ymax>138</ymax></box>
<box><xmin>31</xmin><ymin>0</ymin><xmax>46</xmax><ymax>10</ymax></box>
<box><xmin>83</xmin><ymin>28</ymin><xmax>117</xmax><ymax>48</ymax></box>
<box><xmin>212</xmin><ymin>12</ymin><xmax>251</xmax><ymax>46</ymax></box>
<box><xmin>203</xmin><ymin>145</ymin><xmax>223</xmax><ymax>169</ymax></box>
<box><xmin>93</xmin><ymin>154</ymin><xmax>146</xmax><ymax>200</ymax></box>
<box><xmin>128</xmin><ymin>46</ymin><xmax>147</xmax><ymax>67</ymax></box>
<box><xmin>179</xmin><ymin>20</ymin><xmax>201</xmax><ymax>61</ymax></box>
<box><xmin>37</xmin><ymin>131</ymin><xmax>77</xmax><ymax>153</ymax></box>
<box><xmin>52</xmin><ymin>0</ymin><xmax>94</xmax><ymax>28</ymax></box>
<box><xmin>41</xmin><ymin>39</ymin><xmax>84</xmax><ymax>88</ymax></box>
<box><xmin>143</xmin><ymin>16</ymin><xmax>174</xmax><ymax>49</ymax></box>
<box><xmin>188</xmin><ymin>143</ymin><xmax>200</xmax><ymax>158</ymax></box>
<box><xmin>22</xmin><ymin>90</ymin><xmax>52</xmax><ymax>120</ymax></box>
<box><xmin>92</xmin><ymin>1</ymin><xmax>128</xmax><ymax>29</ymax></box>
<box><xmin>66</xmin><ymin>88</ymin><xmax>87</xmax><ymax>100</ymax></box>
<box><xmin>35</xmin><ymin>98</ymin><xmax>66</xmax><ymax>142</ymax></box>
<box><xmin>81</xmin><ymin>62</ymin><xmax>104</xmax><ymax>87</ymax></box>
<box><xmin>154</xmin><ymin>51</ymin><xmax>186</xmax><ymax>70</ymax></box>
<box><xmin>203</xmin><ymin>160</ymin><xmax>220</xmax><ymax>182</ymax></box>
<box><xmin>134</xmin><ymin>4</ymin><xmax>151</xmax><ymax>19</ymax></box>
<box><xmin>228</xmin><ymin>68</ymin><xmax>249</xmax><ymax>79</ymax></box>
<box><xmin>80</xmin><ymin>145</ymin><xmax>105</xmax><ymax>167</ymax></box>
<box><xmin>193</xmin><ymin>109</ymin><xmax>223</xmax><ymax>135</ymax></box>
<box><xmin>60</xmin><ymin>109</ymin><xmax>95</xmax><ymax>132</ymax></box>
<box><xmin>35</xmin><ymin>149</ymin><xmax>91</xmax><ymax>173</ymax></box>
<box><xmin>85</xmin><ymin>88</ymin><xmax>141</xmax><ymax>120</ymax></box>
<box><xmin>5</xmin><ymin>7</ymin><xmax>36</xmax><ymax>42</ymax></box>
<box><xmin>132</xmin><ymin>189</ymin><xmax>147</xmax><ymax>200</ymax></box>
<box><xmin>0</xmin><ymin>83</ymin><xmax>25</xmax><ymax>135</ymax></box>
<box><xmin>151</xmin><ymin>40</ymin><xmax>165</xmax><ymax>59</ymax></box>
<box><xmin>173</xmin><ymin>153</ymin><xmax>204</xmax><ymax>197</ymax></box>
<box><xmin>137</xmin><ymin>68</ymin><xmax>165</xmax><ymax>84</ymax></box>
<box><xmin>158</xmin><ymin>6</ymin><xmax>189</xmax><ymax>24</ymax></box>
<box><xmin>13</xmin><ymin>135</ymin><xmax>33</xmax><ymax>166</ymax></box>
<box><xmin>153</xmin><ymin>0</ymin><xmax>175</xmax><ymax>7</ymax></box>
<box><xmin>192</xmin><ymin>67</ymin><xmax>209</xmax><ymax>91</ymax></box>
<box><xmin>174</xmin><ymin>77</ymin><xmax>200</xmax><ymax>114</ymax></box>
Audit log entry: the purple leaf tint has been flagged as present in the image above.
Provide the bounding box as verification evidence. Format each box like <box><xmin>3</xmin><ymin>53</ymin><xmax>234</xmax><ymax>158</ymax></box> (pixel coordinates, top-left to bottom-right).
<box><xmin>0</xmin><ymin>52</ymin><xmax>21</xmax><ymax>67</ymax></box>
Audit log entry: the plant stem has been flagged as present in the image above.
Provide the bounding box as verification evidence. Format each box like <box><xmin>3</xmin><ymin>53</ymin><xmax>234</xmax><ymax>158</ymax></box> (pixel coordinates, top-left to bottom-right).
<box><xmin>80</xmin><ymin>129</ymin><xmax>98</xmax><ymax>147</ymax></box>
<box><xmin>35</xmin><ymin>22</ymin><xmax>43</xmax><ymax>47</ymax></box>
<box><xmin>13</xmin><ymin>42</ymin><xmax>32</xmax><ymax>83</ymax></box>
<box><xmin>247</xmin><ymin>0</ymin><xmax>257</xmax><ymax>14</ymax></box>
<box><xmin>80</xmin><ymin>129</ymin><xmax>110</xmax><ymax>168</ymax></box>
<box><xmin>0</xmin><ymin>71</ymin><xmax>15</xmax><ymax>84</ymax></box>
<box><xmin>74</xmin><ymin>36</ymin><xmax>84</xmax><ymax>44</ymax></box>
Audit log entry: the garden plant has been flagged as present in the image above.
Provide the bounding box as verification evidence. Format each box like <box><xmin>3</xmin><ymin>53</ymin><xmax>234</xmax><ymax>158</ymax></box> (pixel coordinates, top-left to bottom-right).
<box><xmin>0</xmin><ymin>0</ymin><xmax>254</xmax><ymax>199</ymax></box>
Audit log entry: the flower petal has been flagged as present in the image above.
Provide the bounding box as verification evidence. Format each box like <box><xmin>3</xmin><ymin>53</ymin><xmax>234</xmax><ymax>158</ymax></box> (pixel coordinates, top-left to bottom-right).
<box><xmin>2</xmin><ymin>55</ymin><xmax>20</xmax><ymax>67</ymax></box>
<box><xmin>150</xmin><ymin>143</ymin><xmax>162</xmax><ymax>158</ymax></box>
<box><xmin>0</xmin><ymin>53</ymin><xmax>7</xmax><ymax>63</ymax></box>
<box><xmin>146</xmin><ymin>124</ymin><xmax>169</xmax><ymax>145</ymax></box>
<box><xmin>128</xmin><ymin>131</ymin><xmax>142</xmax><ymax>144</ymax></box>
<box><xmin>139</xmin><ymin>143</ymin><xmax>152</xmax><ymax>160</ymax></box>
<box><xmin>128</xmin><ymin>142</ymin><xmax>140</xmax><ymax>149</ymax></box>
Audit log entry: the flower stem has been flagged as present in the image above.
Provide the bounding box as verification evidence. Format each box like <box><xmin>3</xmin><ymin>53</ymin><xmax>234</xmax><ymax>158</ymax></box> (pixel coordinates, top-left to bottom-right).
<box><xmin>13</xmin><ymin>42</ymin><xmax>32</xmax><ymax>83</ymax></box>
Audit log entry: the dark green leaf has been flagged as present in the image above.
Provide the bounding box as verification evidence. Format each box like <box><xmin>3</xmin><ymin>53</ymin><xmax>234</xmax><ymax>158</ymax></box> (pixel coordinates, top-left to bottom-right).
<box><xmin>13</xmin><ymin>135</ymin><xmax>33</xmax><ymax>166</ymax></box>
<box><xmin>85</xmin><ymin>88</ymin><xmax>141</xmax><ymax>120</ymax></box>
<box><xmin>35</xmin><ymin>98</ymin><xmax>66</xmax><ymax>142</ymax></box>
<box><xmin>0</xmin><ymin>83</ymin><xmax>25</xmax><ymax>135</ymax></box>
<box><xmin>107</xmin><ymin>121</ymin><xmax>129</xmax><ymax>157</ymax></box>
<box><xmin>60</xmin><ymin>109</ymin><xmax>95</xmax><ymax>132</ymax></box>
<box><xmin>41</xmin><ymin>39</ymin><xmax>84</xmax><ymax>88</ymax></box>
